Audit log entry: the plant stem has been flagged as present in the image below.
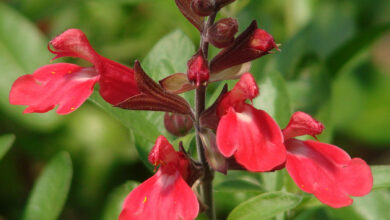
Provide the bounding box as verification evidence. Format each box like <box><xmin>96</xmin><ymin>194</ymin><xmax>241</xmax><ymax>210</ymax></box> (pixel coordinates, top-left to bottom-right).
<box><xmin>194</xmin><ymin>9</ymin><xmax>218</xmax><ymax>220</ymax></box>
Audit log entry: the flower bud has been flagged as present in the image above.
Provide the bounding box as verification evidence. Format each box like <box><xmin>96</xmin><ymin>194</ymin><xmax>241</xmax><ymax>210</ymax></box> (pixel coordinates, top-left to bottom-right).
<box><xmin>191</xmin><ymin>0</ymin><xmax>215</xmax><ymax>16</ymax></box>
<box><xmin>208</xmin><ymin>18</ymin><xmax>238</xmax><ymax>48</ymax></box>
<box><xmin>187</xmin><ymin>51</ymin><xmax>210</xmax><ymax>87</ymax></box>
<box><xmin>210</xmin><ymin>20</ymin><xmax>279</xmax><ymax>73</ymax></box>
<box><xmin>164</xmin><ymin>113</ymin><xmax>193</xmax><ymax>137</ymax></box>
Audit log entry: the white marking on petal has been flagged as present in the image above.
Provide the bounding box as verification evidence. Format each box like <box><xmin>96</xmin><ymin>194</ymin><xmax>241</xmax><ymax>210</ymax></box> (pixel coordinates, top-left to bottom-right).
<box><xmin>72</xmin><ymin>67</ymin><xmax>99</xmax><ymax>81</ymax></box>
<box><xmin>158</xmin><ymin>172</ymin><xmax>179</xmax><ymax>190</ymax></box>
<box><xmin>237</xmin><ymin>111</ymin><xmax>252</xmax><ymax>123</ymax></box>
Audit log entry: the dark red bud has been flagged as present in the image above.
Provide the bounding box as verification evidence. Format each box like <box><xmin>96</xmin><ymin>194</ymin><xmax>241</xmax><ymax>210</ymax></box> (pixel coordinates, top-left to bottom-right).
<box><xmin>164</xmin><ymin>113</ymin><xmax>194</xmax><ymax>137</ymax></box>
<box><xmin>210</xmin><ymin>21</ymin><xmax>279</xmax><ymax>73</ymax></box>
<box><xmin>187</xmin><ymin>51</ymin><xmax>210</xmax><ymax>87</ymax></box>
<box><xmin>191</xmin><ymin>0</ymin><xmax>215</xmax><ymax>16</ymax></box>
<box><xmin>208</xmin><ymin>18</ymin><xmax>238</xmax><ymax>48</ymax></box>
<box><xmin>250</xmin><ymin>29</ymin><xmax>278</xmax><ymax>52</ymax></box>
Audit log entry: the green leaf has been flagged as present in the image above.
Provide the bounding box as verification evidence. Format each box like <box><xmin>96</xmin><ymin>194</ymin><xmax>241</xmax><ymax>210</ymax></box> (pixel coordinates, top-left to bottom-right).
<box><xmin>0</xmin><ymin>134</ymin><xmax>15</xmax><ymax>160</ymax></box>
<box><xmin>372</xmin><ymin>165</ymin><xmax>390</xmax><ymax>189</ymax></box>
<box><xmin>260</xmin><ymin>169</ymin><xmax>286</xmax><ymax>192</ymax></box>
<box><xmin>326</xmin><ymin>22</ymin><xmax>390</xmax><ymax>76</ymax></box>
<box><xmin>102</xmin><ymin>181</ymin><xmax>139</xmax><ymax>220</ymax></box>
<box><xmin>253</xmin><ymin>70</ymin><xmax>292</xmax><ymax>128</ymax></box>
<box><xmin>0</xmin><ymin>3</ymin><xmax>61</xmax><ymax>131</ymax></box>
<box><xmin>215</xmin><ymin>179</ymin><xmax>264</xmax><ymax>193</ymax></box>
<box><xmin>228</xmin><ymin>192</ymin><xmax>302</xmax><ymax>220</ymax></box>
<box><xmin>142</xmin><ymin>30</ymin><xmax>195</xmax><ymax>81</ymax></box>
<box><xmin>23</xmin><ymin>152</ymin><xmax>73</xmax><ymax>220</ymax></box>
<box><xmin>90</xmin><ymin>30</ymin><xmax>195</xmax><ymax>164</ymax></box>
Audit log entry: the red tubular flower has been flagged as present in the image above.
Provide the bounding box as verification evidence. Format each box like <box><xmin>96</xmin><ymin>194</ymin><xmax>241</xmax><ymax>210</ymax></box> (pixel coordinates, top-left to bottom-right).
<box><xmin>9</xmin><ymin>29</ymin><xmax>139</xmax><ymax>114</ymax></box>
<box><xmin>216</xmin><ymin>73</ymin><xmax>286</xmax><ymax>172</ymax></box>
<box><xmin>282</xmin><ymin>112</ymin><xmax>373</xmax><ymax>208</ymax></box>
<box><xmin>120</xmin><ymin>136</ymin><xmax>199</xmax><ymax>220</ymax></box>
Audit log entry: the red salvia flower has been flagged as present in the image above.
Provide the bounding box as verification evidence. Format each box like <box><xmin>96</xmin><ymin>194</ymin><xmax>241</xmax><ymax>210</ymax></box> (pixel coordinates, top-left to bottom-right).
<box><xmin>119</xmin><ymin>136</ymin><xmax>199</xmax><ymax>220</ymax></box>
<box><xmin>282</xmin><ymin>112</ymin><xmax>373</xmax><ymax>208</ymax></box>
<box><xmin>216</xmin><ymin>73</ymin><xmax>286</xmax><ymax>172</ymax></box>
<box><xmin>9</xmin><ymin>29</ymin><xmax>139</xmax><ymax>114</ymax></box>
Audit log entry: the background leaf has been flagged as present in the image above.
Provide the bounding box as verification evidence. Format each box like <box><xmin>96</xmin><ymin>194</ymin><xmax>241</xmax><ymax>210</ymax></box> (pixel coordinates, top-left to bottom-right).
<box><xmin>372</xmin><ymin>165</ymin><xmax>390</xmax><ymax>189</ymax></box>
<box><xmin>227</xmin><ymin>192</ymin><xmax>302</xmax><ymax>220</ymax></box>
<box><xmin>23</xmin><ymin>152</ymin><xmax>73</xmax><ymax>220</ymax></box>
<box><xmin>253</xmin><ymin>70</ymin><xmax>292</xmax><ymax>128</ymax></box>
<box><xmin>0</xmin><ymin>134</ymin><xmax>15</xmax><ymax>160</ymax></box>
<box><xmin>142</xmin><ymin>30</ymin><xmax>195</xmax><ymax>81</ymax></box>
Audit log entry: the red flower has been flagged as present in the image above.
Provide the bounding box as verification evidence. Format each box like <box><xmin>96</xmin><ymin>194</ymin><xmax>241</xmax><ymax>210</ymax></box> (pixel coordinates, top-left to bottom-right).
<box><xmin>9</xmin><ymin>29</ymin><xmax>139</xmax><ymax>114</ymax></box>
<box><xmin>282</xmin><ymin>112</ymin><xmax>373</xmax><ymax>208</ymax></box>
<box><xmin>216</xmin><ymin>73</ymin><xmax>286</xmax><ymax>172</ymax></box>
<box><xmin>120</xmin><ymin>136</ymin><xmax>199</xmax><ymax>220</ymax></box>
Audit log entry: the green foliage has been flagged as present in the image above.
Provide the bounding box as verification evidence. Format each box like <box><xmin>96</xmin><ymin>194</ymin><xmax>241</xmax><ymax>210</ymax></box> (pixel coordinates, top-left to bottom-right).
<box><xmin>23</xmin><ymin>152</ymin><xmax>73</xmax><ymax>220</ymax></box>
<box><xmin>227</xmin><ymin>192</ymin><xmax>302</xmax><ymax>220</ymax></box>
<box><xmin>0</xmin><ymin>134</ymin><xmax>15</xmax><ymax>160</ymax></box>
<box><xmin>253</xmin><ymin>70</ymin><xmax>292</xmax><ymax>128</ymax></box>
<box><xmin>372</xmin><ymin>165</ymin><xmax>390</xmax><ymax>189</ymax></box>
<box><xmin>215</xmin><ymin>179</ymin><xmax>264</xmax><ymax>193</ymax></box>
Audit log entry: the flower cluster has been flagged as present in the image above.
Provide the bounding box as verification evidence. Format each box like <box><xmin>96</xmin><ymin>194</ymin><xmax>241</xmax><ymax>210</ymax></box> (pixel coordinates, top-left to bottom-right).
<box><xmin>9</xmin><ymin>0</ymin><xmax>373</xmax><ymax>219</ymax></box>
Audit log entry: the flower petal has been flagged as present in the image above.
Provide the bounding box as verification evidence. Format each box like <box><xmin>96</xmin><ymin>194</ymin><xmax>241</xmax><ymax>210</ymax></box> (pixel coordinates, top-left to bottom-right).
<box><xmin>285</xmin><ymin>139</ymin><xmax>373</xmax><ymax>208</ymax></box>
<box><xmin>119</xmin><ymin>170</ymin><xmax>199</xmax><ymax>220</ymax></box>
<box><xmin>216</xmin><ymin>104</ymin><xmax>286</xmax><ymax>172</ymax></box>
<box><xmin>9</xmin><ymin>63</ymin><xmax>99</xmax><ymax>114</ymax></box>
<box><xmin>49</xmin><ymin>29</ymin><xmax>99</xmax><ymax>63</ymax></box>
<box><xmin>49</xmin><ymin>29</ymin><xmax>139</xmax><ymax>105</ymax></box>
<box><xmin>282</xmin><ymin>111</ymin><xmax>324</xmax><ymax>140</ymax></box>
<box><xmin>97</xmin><ymin>57</ymin><xmax>139</xmax><ymax>105</ymax></box>
<box><xmin>217</xmin><ymin>73</ymin><xmax>259</xmax><ymax>116</ymax></box>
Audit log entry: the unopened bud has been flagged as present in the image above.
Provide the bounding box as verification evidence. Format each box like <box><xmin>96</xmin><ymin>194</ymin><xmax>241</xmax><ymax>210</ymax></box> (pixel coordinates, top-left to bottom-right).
<box><xmin>164</xmin><ymin>113</ymin><xmax>193</xmax><ymax>137</ymax></box>
<box><xmin>208</xmin><ymin>18</ymin><xmax>238</xmax><ymax>48</ymax></box>
<box><xmin>250</xmin><ymin>29</ymin><xmax>278</xmax><ymax>52</ymax></box>
<box><xmin>187</xmin><ymin>51</ymin><xmax>210</xmax><ymax>87</ymax></box>
<box><xmin>191</xmin><ymin>0</ymin><xmax>215</xmax><ymax>17</ymax></box>
<box><xmin>210</xmin><ymin>21</ymin><xmax>279</xmax><ymax>73</ymax></box>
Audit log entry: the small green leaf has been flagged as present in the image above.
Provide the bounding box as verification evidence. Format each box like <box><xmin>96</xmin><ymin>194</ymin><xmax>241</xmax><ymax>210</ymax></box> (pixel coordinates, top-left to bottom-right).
<box><xmin>23</xmin><ymin>152</ymin><xmax>73</xmax><ymax>220</ymax></box>
<box><xmin>253</xmin><ymin>70</ymin><xmax>292</xmax><ymax>128</ymax></box>
<box><xmin>215</xmin><ymin>180</ymin><xmax>264</xmax><ymax>193</ymax></box>
<box><xmin>260</xmin><ymin>169</ymin><xmax>286</xmax><ymax>192</ymax></box>
<box><xmin>102</xmin><ymin>181</ymin><xmax>139</xmax><ymax>220</ymax></box>
<box><xmin>0</xmin><ymin>3</ymin><xmax>61</xmax><ymax>131</ymax></box>
<box><xmin>0</xmin><ymin>134</ymin><xmax>15</xmax><ymax>160</ymax></box>
<box><xmin>372</xmin><ymin>165</ymin><xmax>390</xmax><ymax>189</ymax></box>
<box><xmin>228</xmin><ymin>192</ymin><xmax>302</xmax><ymax>220</ymax></box>
<box><xmin>142</xmin><ymin>30</ymin><xmax>195</xmax><ymax>81</ymax></box>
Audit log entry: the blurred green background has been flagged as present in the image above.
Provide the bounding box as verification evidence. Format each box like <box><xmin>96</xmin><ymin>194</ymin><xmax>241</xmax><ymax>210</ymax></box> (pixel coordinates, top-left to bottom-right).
<box><xmin>0</xmin><ymin>0</ymin><xmax>390</xmax><ymax>219</ymax></box>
